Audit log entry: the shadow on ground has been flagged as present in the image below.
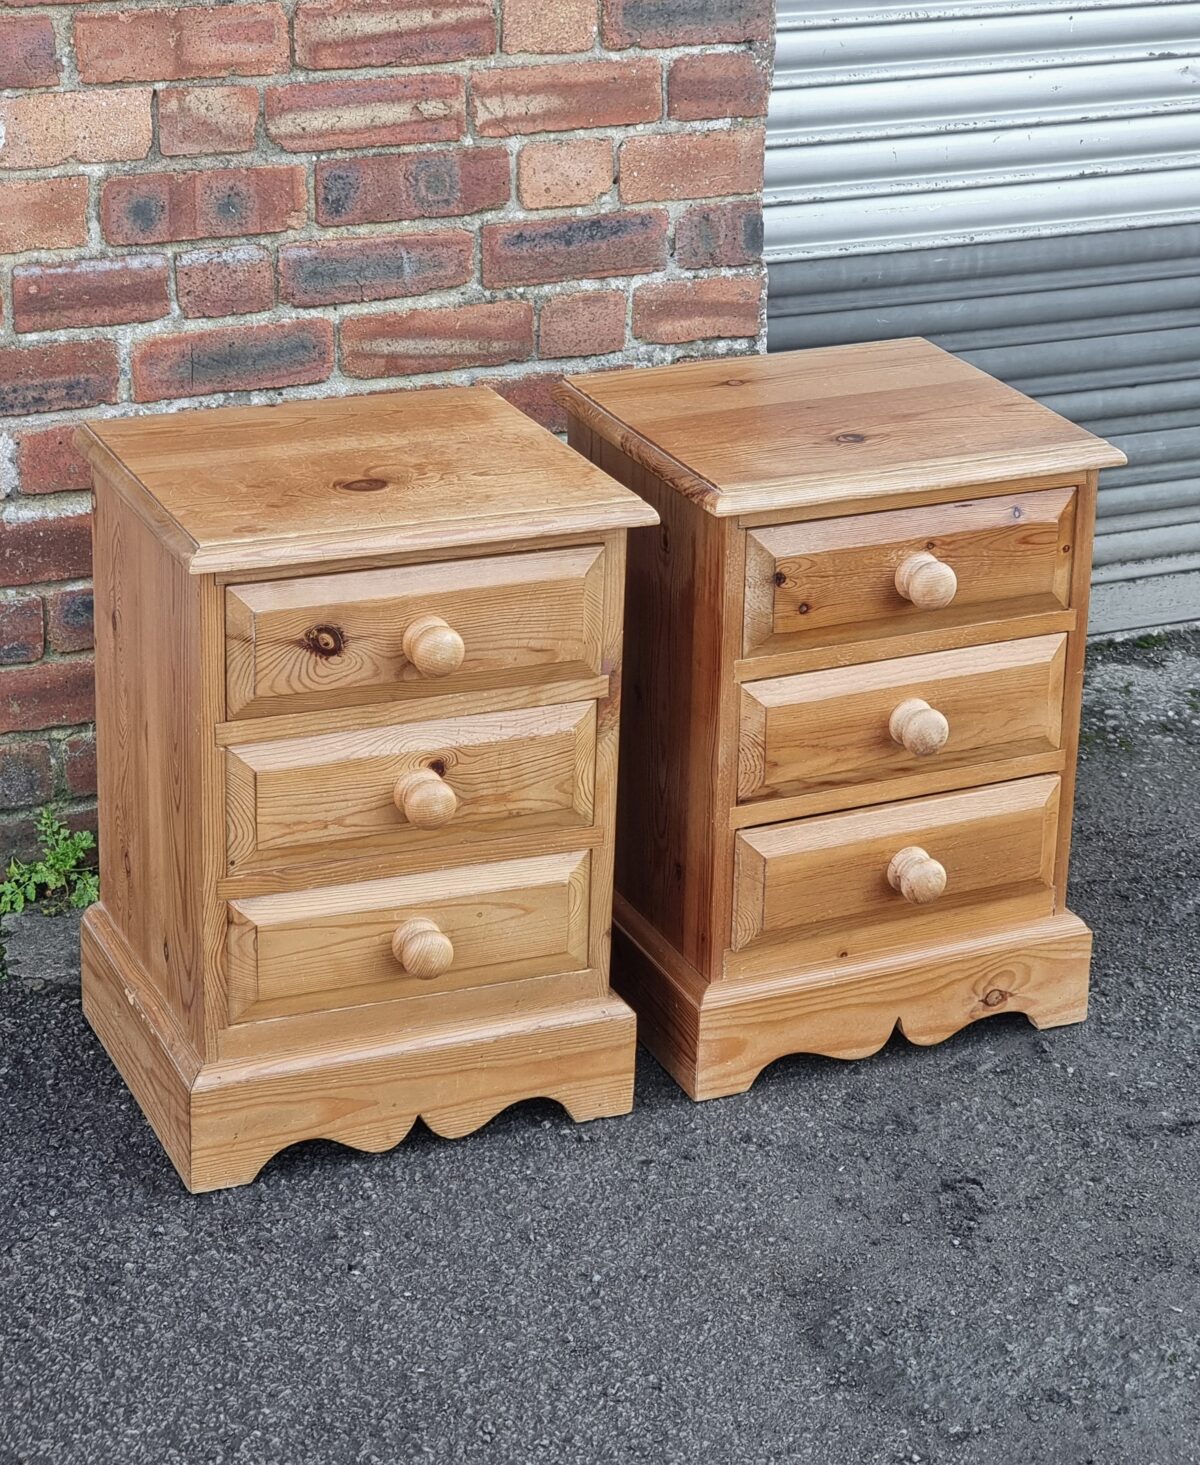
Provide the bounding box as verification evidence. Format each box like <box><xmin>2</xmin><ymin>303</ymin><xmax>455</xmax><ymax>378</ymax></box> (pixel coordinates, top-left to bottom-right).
<box><xmin>2</xmin><ymin>631</ymin><xmax>1198</xmax><ymax>1465</ymax></box>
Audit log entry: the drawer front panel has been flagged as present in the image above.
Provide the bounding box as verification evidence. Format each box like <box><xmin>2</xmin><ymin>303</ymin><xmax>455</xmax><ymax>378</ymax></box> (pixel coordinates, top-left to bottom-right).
<box><xmin>227</xmin><ymin>701</ymin><xmax>595</xmax><ymax>869</ymax></box>
<box><xmin>227</xmin><ymin>851</ymin><xmax>591</xmax><ymax>1022</ymax></box>
<box><xmin>738</xmin><ymin>635</ymin><xmax>1066</xmax><ymax>803</ymax></box>
<box><xmin>731</xmin><ymin>776</ymin><xmax>1060</xmax><ymax>972</ymax></box>
<box><xmin>226</xmin><ymin>545</ymin><xmax>606</xmax><ymax>718</ymax></box>
<box><xmin>743</xmin><ymin>488</ymin><xmax>1074</xmax><ymax>659</ymax></box>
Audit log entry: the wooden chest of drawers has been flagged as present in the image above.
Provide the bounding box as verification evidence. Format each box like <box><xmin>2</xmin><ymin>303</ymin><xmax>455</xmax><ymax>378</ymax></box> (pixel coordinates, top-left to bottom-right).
<box><xmin>77</xmin><ymin>387</ymin><xmax>656</xmax><ymax>1191</ymax></box>
<box><xmin>560</xmin><ymin>339</ymin><xmax>1126</xmax><ymax>1100</ymax></box>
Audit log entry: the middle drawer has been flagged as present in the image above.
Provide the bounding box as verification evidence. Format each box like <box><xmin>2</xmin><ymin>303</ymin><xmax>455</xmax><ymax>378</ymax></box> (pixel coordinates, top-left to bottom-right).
<box><xmin>738</xmin><ymin>634</ymin><xmax>1066</xmax><ymax>807</ymax></box>
<box><xmin>227</xmin><ymin>701</ymin><xmax>595</xmax><ymax>871</ymax></box>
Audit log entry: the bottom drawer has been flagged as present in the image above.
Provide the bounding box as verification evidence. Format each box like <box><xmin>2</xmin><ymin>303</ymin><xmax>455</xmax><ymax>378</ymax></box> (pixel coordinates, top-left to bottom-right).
<box><xmin>227</xmin><ymin>850</ymin><xmax>590</xmax><ymax>1023</ymax></box>
<box><xmin>730</xmin><ymin>776</ymin><xmax>1060</xmax><ymax>975</ymax></box>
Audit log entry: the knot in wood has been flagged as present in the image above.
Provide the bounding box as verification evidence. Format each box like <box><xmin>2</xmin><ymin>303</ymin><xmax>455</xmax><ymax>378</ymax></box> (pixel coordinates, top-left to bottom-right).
<box><xmin>304</xmin><ymin>624</ymin><xmax>346</xmax><ymax>658</ymax></box>
<box><xmin>335</xmin><ymin>477</ymin><xmax>387</xmax><ymax>493</ymax></box>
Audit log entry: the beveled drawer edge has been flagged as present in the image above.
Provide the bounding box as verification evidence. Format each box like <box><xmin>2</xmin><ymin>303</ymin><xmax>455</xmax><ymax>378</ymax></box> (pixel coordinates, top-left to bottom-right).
<box><xmin>217</xmin><ymin>821</ymin><xmax>607</xmax><ymax>900</ymax></box>
<box><xmin>732</xmin><ymin>470</ymin><xmax>1087</xmax><ymax>530</ymax></box>
<box><xmin>731</xmin><ymin>609</ymin><xmax>1076</xmax><ymax>683</ymax></box>
<box><xmin>728</xmin><ymin>749</ymin><xmax>1067</xmax><ymax>830</ymax></box>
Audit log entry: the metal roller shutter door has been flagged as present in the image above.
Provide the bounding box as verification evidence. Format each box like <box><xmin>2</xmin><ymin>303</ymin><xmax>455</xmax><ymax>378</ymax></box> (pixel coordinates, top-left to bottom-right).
<box><xmin>765</xmin><ymin>1</ymin><xmax>1200</xmax><ymax>633</ymax></box>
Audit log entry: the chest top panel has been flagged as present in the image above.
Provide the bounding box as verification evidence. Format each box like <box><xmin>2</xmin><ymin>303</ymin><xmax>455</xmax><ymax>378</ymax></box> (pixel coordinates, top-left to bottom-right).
<box><xmin>560</xmin><ymin>338</ymin><xmax>1126</xmax><ymax>518</ymax></box>
<box><xmin>79</xmin><ymin>387</ymin><xmax>656</xmax><ymax>575</ymax></box>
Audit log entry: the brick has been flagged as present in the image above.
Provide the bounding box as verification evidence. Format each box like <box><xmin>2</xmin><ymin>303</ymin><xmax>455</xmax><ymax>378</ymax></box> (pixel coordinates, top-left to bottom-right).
<box><xmin>0</xmin><ymin>739</ymin><xmax>54</xmax><ymax>810</ymax></box>
<box><xmin>265</xmin><ymin>75</ymin><xmax>465</xmax><ymax>152</ymax></box>
<box><xmin>620</xmin><ymin>127</ymin><xmax>764</xmax><ymax>202</ymax></box>
<box><xmin>0</xmin><ymin>595</ymin><xmax>44</xmax><ymax>666</ymax></box>
<box><xmin>280</xmin><ymin>232</ymin><xmax>473</xmax><ymax>308</ymax></box>
<box><xmin>502</xmin><ymin>0</ymin><xmax>596</xmax><ymax>53</ymax></box>
<box><xmin>0</xmin><ymin>90</ymin><xmax>152</xmax><ymax>169</ymax></box>
<box><xmin>62</xmin><ymin>732</ymin><xmax>97</xmax><ymax>798</ymax></box>
<box><xmin>176</xmin><ymin>246</ymin><xmax>275</xmax><ymax>318</ymax></box>
<box><xmin>472</xmin><ymin>58</ymin><xmax>660</xmax><ymax>137</ymax></box>
<box><xmin>602</xmin><ymin>0</ymin><xmax>772</xmax><ymax>47</ymax></box>
<box><xmin>0</xmin><ymin>810</ymin><xmax>38</xmax><ymax>862</ymax></box>
<box><xmin>316</xmin><ymin>147</ymin><xmax>509</xmax><ymax>227</ymax></box>
<box><xmin>12</xmin><ymin>257</ymin><xmax>170</xmax><ymax>334</ymax></box>
<box><xmin>132</xmin><ymin>319</ymin><xmax>334</xmax><ymax>402</ymax></box>
<box><xmin>539</xmin><ymin>290</ymin><xmax>626</xmax><ymax>359</ymax></box>
<box><xmin>633</xmin><ymin>274</ymin><xmax>762</xmax><ymax>343</ymax></box>
<box><xmin>0</xmin><ymin>344</ymin><xmax>118</xmax><ymax>420</ymax></box>
<box><xmin>483</xmin><ymin>209</ymin><xmax>668</xmax><ymax>287</ymax></box>
<box><xmin>17</xmin><ymin>427</ymin><xmax>94</xmax><ymax>498</ymax></box>
<box><xmin>675</xmin><ymin>199</ymin><xmax>763</xmax><ymax>268</ymax></box>
<box><xmin>491</xmin><ymin>373</ymin><xmax>566</xmax><ymax>434</ymax></box>
<box><xmin>0</xmin><ymin>178</ymin><xmax>88</xmax><ymax>254</ymax></box>
<box><xmin>0</xmin><ymin>512</ymin><xmax>93</xmax><ymax>590</ymax></box>
<box><xmin>518</xmin><ymin>139</ymin><xmax>612</xmax><ymax>210</ymax></box>
<box><xmin>342</xmin><ymin>302</ymin><xmax>534</xmax><ymax>379</ymax></box>
<box><xmin>296</xmin><ymin>0</ymin><xmax>494</xmax><ymax>69</ymax></box>
<box><xmin>0</xmin><ymin>658</ymin><xmax>95</xmax><ymax>736</ymax></box>
<box><xmin>668</xmin><ymin>51</ymin><xmax>770</xmax><ymax>121</ymax></box>
<box><xmin>102</xmin><ymin>166</ymin><xmax>306</xmax><ymax>246</ymax></box>
<box><xmin>158</xmin><ymin>86</ymin><xmax>260</xmax><ymax>157</ymax></box>
<box><xmin>44</xmin><ymin>586</ymin><xmax>94</xmax><ymax>654</ymax></box>
<box><xmin>75</xmin><ymin>4</ymin><xmax>288</xmax><ymax>83</ymax></box>
<box><xmin>0</xmin><ymin>15</ymin><xmax>58</xmax><ymax>87</ymax></box>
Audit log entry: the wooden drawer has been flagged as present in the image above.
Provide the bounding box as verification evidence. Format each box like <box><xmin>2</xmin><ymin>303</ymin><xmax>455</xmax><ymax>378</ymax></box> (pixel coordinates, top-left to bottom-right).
<box><xmin>742</xmin><ymin>487</ymin><xmax>1074</xmax><ymax>660</ymax></box>
<box><xmin>730</xmin><ymin>776</ymin><xmax>1060</xmax><ymax>974</ymax></box>
<box><xmin>226</xmin><ymin>545</ymin><xmax>606</xmax><ymax>718</ymax></box>
<box><xmin>738</xmin><ymin>634</ymin><xmax>1066</xmax><ymax>807</ymax></box>
<box><xmin>227</xmin><ymin>851</ymin><xmax>591</xmax><ymax>1022</ymax></box>
<box><xmin>227</xmin><ymin>701</ymin><xmax>595</xmax><ymax>871</ymax></box>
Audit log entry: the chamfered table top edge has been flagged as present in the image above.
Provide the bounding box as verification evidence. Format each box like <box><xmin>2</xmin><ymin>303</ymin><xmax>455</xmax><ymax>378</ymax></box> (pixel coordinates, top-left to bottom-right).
<box><xmin>76</xmin><ymin>391</ymin><xmax>659</xmax><ymax>577</ymax></box>
<box><xmin>560</xmin><ymin>341</ymin><xmax>1128</xmax><ymax>517</ymax></box>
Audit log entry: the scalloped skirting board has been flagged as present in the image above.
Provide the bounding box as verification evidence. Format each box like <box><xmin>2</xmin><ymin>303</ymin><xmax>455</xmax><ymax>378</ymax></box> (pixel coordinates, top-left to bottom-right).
<box><xmin>82</xmin><ymin>911</ymin><xmax>636</xmax><ymax>1194</ymax></box>
<box><xmin>612</xmin><ymin>911</ymin><xmax>1092</xmax><ymax>1102</ymax></box>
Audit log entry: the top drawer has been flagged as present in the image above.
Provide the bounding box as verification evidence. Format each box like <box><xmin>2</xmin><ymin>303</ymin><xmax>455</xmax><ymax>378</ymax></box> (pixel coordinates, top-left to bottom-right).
<box><xmin>742</xmin><ymin>487</ymin><xmax>1075</xmax><ymax>660</ymax></box>
<box><xmin>226</xmin><ymin>545</ymin><xmax>606</xmax><ymax>718</ymax></box>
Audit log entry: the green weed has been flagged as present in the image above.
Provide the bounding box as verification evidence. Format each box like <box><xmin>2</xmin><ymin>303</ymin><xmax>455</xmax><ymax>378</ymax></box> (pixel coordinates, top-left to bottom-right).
<box><xmin>0</xmin><ymin>808</ymin><xmax>97</xmax><ymax>980</ymax></box>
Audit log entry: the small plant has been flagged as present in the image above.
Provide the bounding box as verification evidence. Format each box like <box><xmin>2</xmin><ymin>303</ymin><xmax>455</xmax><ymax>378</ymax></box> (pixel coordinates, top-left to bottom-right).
<box><xmin>0</xmin><ymin>807</ymin><xmax>98</xmax><ymax>980</ymax></box>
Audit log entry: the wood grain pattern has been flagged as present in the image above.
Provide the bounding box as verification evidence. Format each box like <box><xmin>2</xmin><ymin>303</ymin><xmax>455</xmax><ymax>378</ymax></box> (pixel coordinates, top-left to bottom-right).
<box><xmin>731</xmin><ymin>607</ymin><xmax>1076</xmax><ymax>683</ymax></box>
<box><xmin>560</xmin><ymin>338</ymin><xmax>1125</xmax><ymax>518</ymax></box>
<box><xmin>226</xmin><ymin>545</ymin><xmax>607</xmax><ymax>718</ymax></box>
<box><xmin>86</xmin><ymin>899</ymin><xmax>634</xmax><ymax>1192</ymax></box>
<box><xmin>617</xmin><ymin>913</ymin><xmax>1092</xmax><ymax>1100</ymax></box>
<box><xmin>227</xmin><ymin>851</ymin><xmax>591</xmax><ymax>1023</ymax></box>
<box><xmin>730</xmin><ymin>775</ymin><xmax>1060</xmax><ymax>970</ymax></box>
<box><xmin>89</xmin><ymin>474</ymin><xmax>223</xmax><ymax>1057</ymax></box>
<box><xmin>568</xmin><ymin>422</ymin><xmax>741</xmax><ymax>982</ymax></box>
<box><xmin>737</xmin><ymin>634</ymin><xmax>1066</xmax><ymax>804</ymax></box>
<box><xmin>78</xmin><ymin>387</ymin><xmax>657</xmax><ymax>575</ymax></box>
<box><xmin>80</xmin><ymin>389</ymin><xmax>650</xmax><ymax>1189</ymax></box>
<box><xmin>226</xmin><ymin>701</ymin><xmax>596</xmax><ymax>869</ymax></box>
<box><xmin>741</xmin><ymin>487</ymin><xmax>1076</xmax><ymax>659</ymax></box>
<box><xmin>563</xmin><ymin>341</ymin><xmax>1118</xmax><ymax>1100</ymax></box>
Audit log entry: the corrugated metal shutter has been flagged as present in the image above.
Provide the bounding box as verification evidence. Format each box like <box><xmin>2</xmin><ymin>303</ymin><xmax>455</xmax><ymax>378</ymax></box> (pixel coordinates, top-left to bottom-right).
<box><xmin>765</xmin><ymin>1</ymin><xmax>1200</xmax><ymax>633</ymax></box>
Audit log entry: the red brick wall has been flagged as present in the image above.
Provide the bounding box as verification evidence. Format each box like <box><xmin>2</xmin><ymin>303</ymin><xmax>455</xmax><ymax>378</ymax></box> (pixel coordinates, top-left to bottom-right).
<box><xmin>0</xmin><ymin>0</ymin><xmax>773</xmax><ymax>855</ymax></box>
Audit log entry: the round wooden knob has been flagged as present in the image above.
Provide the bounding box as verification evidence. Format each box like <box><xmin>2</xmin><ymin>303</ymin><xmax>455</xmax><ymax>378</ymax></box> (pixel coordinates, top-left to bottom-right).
<box><xmin>895</xmin><ymin>552</ymin><xmax>957</xmax><ymax>609</ymax></box>
<box><xmin>889</xmin><ymin>698</ymin><xmax>950</xmax><ymax>757</ymax></box>
<box><xmin>403</xmin><ymin>614</ymin><xmax>465</xmax><ymax>678</ymax></box>
<box><xmin>393</xmin><ymin>768</ymin><xmax>457</xmax><ymax>829</ymax></box>
<box><xmin>887</xmin><ymin>846</ymin><xmax>947</xmax><ymax>905</ymax></box>
<box><xmin>391</xmin><ymin>918</ymin><xmax>454</xmax><ymax>979</ymax></box>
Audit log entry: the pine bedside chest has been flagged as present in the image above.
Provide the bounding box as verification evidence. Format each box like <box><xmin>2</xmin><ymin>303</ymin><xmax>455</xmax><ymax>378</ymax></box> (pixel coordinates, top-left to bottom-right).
<box><xmin>559</xmin><ymin>339</ymin><xmax>1126</xmax><ymax>1100</ymax></box>
<box><xmin>77</xmin><ymin>388</ymin><xmax>657</xmax><ymax>1191</ymax></box>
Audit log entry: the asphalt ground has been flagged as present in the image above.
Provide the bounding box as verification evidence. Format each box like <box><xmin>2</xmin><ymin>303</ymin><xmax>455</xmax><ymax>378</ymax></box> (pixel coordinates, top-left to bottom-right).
<box><xmin>1</xmin><ymin>628</ymin><xmax>1197</xmax><ymax>1465</ymax></box>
